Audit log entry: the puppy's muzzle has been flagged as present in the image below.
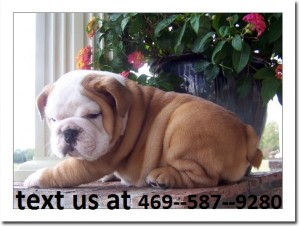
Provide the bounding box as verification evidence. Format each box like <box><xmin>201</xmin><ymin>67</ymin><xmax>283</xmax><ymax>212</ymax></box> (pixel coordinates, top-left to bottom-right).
<box><xmin>63</xmin><ymin>129</ymin><xmax>79</xmax><ymax>145</ymax></box>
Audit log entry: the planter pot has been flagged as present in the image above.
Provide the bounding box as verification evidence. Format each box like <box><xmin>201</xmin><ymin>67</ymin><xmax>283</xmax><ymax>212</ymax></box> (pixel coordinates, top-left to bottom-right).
<box><xmin>154</xmin><ymin>54</ymin><xmax>267</xmax><ymax>138</ymax></box>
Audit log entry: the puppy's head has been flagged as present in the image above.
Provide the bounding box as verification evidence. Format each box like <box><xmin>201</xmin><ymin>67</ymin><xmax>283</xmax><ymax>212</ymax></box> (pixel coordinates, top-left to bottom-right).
<box><xmin>37</xmin><ymin>70</ymin><xmax>132</xmax><ymax>161</ymax></box>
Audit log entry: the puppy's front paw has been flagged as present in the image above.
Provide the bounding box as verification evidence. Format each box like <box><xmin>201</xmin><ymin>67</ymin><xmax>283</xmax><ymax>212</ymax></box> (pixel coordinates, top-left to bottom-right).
<box><xmin>146</xmin><ymin>167</ymin><xmax>179</xmax><ymax>189</ymax></box>
<box><xmin>24</xmin><ymin>168</ymin><xmax>48</xmax><ymax>188</ymax></box>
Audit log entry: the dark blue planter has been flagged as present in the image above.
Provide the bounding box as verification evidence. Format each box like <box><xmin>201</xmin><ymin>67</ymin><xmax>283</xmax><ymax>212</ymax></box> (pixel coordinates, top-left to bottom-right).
<box><xmin>156</xmin><ymin>55</ymin><xmax>267</xmax><ymax>138</ymax></box>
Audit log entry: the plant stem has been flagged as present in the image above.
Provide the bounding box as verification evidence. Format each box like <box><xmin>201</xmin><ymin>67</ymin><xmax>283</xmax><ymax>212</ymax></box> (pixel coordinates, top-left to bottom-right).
<box><xmin>219</xmin><ymin>64</ymin><xmax>233</xmax><ymax>71</ymax></box>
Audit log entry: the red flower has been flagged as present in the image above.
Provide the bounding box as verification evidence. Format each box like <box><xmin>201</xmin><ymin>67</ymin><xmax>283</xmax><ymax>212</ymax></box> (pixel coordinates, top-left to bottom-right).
<box><xmin>120</xmin><ymin>71</ymin><xmax>130</xmax><ymax>78</ymax></box>
<box><xmin>275</xmin><ymin>64</ymin><xmax>282</xmax><ymax>80</ymax></box>
<box><xmin>243</xmin><ymin>13</ymin><xmax>266</xmax><ymax>37</ymax></box>
<box><xmin>128</xmin><ymin>51</ymin><xmax>145</xmax><ymax>69</ymax></box>
<box><xmin>76</xmin><ymin>46</ymin><xmax>92</xmax><ymax>70</ymax></box>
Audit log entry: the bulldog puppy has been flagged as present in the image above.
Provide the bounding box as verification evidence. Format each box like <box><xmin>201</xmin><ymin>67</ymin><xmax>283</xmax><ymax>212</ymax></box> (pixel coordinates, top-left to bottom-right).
<box><xmin>24</xmin><ymin>70</ymin><xmax>262</xmax><ymax>189</ymax></box>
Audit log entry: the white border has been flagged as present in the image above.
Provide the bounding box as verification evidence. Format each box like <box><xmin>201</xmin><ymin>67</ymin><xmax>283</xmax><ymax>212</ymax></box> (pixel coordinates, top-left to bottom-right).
<box><xmin>0</xmin><ymin>0</ymin><xmax>296</xmax><ymax>223</ymax></box>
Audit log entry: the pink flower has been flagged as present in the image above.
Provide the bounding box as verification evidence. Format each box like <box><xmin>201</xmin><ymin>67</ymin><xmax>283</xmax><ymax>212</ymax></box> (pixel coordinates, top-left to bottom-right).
<box><xmin>128</xmin><ymin>51</ymin><xmax>145</xmax><ymax>69</ymax></box>
<box><xmin>243</xmin><ymin>13</ymin><xmax>266</xmax><ymax>37</ymax></box>
<box><xmin>76</xmin><ymin>46</ymin><xmax>92</xmax><ymax>70</ymax></box>
<box><xmin>120</xmin><ymin>71</ymin><xmax>130</xmax><ymax>78</ymax></box>
<box><xmin>275</xmin><ymin>64</ymin><xmax>282</xmax><ymax>80</ymax></box>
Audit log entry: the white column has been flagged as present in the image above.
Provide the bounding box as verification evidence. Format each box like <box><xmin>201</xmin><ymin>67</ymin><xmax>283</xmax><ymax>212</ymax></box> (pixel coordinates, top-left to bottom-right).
<box><xmin>15</xmin><ymin>13</ymin><xmax>102</xmax><ymax>181</ymax></box>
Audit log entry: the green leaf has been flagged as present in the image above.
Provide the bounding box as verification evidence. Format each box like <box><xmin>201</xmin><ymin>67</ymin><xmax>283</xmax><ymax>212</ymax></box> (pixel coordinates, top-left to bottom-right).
<box><xmin>212</xmin><ymin>14</ymin><xmax>222</xmax><ymax>35</ymax></box>
<box><xmin>109</xmin><ymin>14</ymin><xmax>122</xmax><ymax>22</ymax></box>
<box><xmin>174</xmin><ymin>43</ymin><xmax>185</xmax><ymax>55</ymax></box>
<box><xmin>129</xmin><ymin>15</ymin><xmax>145</xmax><ymax>34</ymax></box>
<box><xmin>231</xmin><ymin>14</ymin><xmax>239</xmax><ymax>25</ymax></box>
<box><xmin>219</xmin><ymin>26</ymin><xmax>230</xmax><ymax>37</ymax></box>
<box><xmin>154</xmin><ymin>15</ymin><xmax>177</xmax><ymax>37</ymax></box>
<box><xmin>232</xmin><ymin>42</ymin><xmax>251</xmax><ymax>73</ymax></box>
<box><xmin>204</xmin><ymin>64</ymin><xmax>220</xmax><ymax>81</ymax></box>
<box><xmin>128</xmin><ymin>73</ymin><xmax>138</xmax><ymax>81</ymax></box>
<box><xmin>174</xmin><ymin>21</ymin><xmax>187</xmax><ymax>54</ymax></box>
<box><xmin>212</xmin><ymin>40</ymin><xmax>227</xmax><ymax>64</ymax></box>
<box><xmin>192</xmin><ymin>31</ymin><xmax>215</xmax><ymax>53</ymax></box>
<box><xmin>121</xmin><ymin>17</ymin><xmax>130</xmax><ymax>32</ymax></box>
<box><xmin>267</xmin><ymin>18</ymin><xmax>282</xmax><ymax>43</ymax></box>
<box><xmin>237</xmin><ymin>77</ymin><xmax>251</xmax><ymax>98</ymax></box>
<box><xmin>219</xmin><ymin>26</ymin><xmax>236</xmax><ymax>37</ymax></box>
<box><xmin>232</xmin><ymin>34</ymin><xmax>242</xmax><ymax>51</ymax></box>
<box><xmin>115</xmin><ymin>42</ymin><xmax>124</xmax><ymax>54</ymax></box>
<box><xmin>156</xmin><ymin>33</ymin><xmax>173</xmax><ymax>52</ymax></box>
<box><xmin>137</xmin><ymin>74</ymin><xmax>148</xmax><ymax>85</ymax></box>
<box><xmin>110</xmin><ymin>56</ymin><xmax>123</xmax><ymax>70</ymax></box>
<box><xmin>261</xmin><ymin>78</ymin><xmax>281</xmax><ymax>104</ymax></box>
<box><xmin>158</xmin><ymin>81</ymin><xmax>174</xmax><ymax>91</ymax></box>
<box><xmin>147</xmin><ymin>77</ymin><xmax>157</xmax><ymax>87</ymax></box>
<box><xmin>198</xmin><ymin>14</ymin><xmax>212</xmax><ymax>34</ymax></box>
<box><xmin>254</xmin><ymin>67</ymin><xmax>275</xmax><ymax>80</ymax></box>
<box><xmin>190</xmin><ymin>14</ymin><xmax>200</xmax><ymax>35</ymax></box>
<box><xmin>194</xmin><ymin>60</ymin><xmax>210</xmax><ymax>72</ymax></box>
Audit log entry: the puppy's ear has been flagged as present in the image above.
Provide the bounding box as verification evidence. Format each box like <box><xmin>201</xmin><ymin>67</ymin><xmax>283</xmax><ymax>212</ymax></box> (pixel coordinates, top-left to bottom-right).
<box><xmin>36</xmin><ymin>84</ymin><xmax>53</xmax><ymax>120</ymax></box>
<box><xmin>82</xmin><ymin>74</ymin><xmax>132</xmax><ymax>118</ymax></box>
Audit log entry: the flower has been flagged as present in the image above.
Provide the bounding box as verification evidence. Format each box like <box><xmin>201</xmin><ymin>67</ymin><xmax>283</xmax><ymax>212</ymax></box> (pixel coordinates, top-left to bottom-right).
<box><xmin>242</xmin><ymin>13</ymin><xmax>266</xmax><ymax>37</ymax></box>
<box><xmin>275</xmin><ymin>64</ymin><xmax>282</xmax><ymax>80</ymax></box>
<box><xmin>86</xmin><ymin>16</ymin><xmax>99</xmax><ymax>38</ymax></box>
<box><xmin>128</xmin><ymin>51</ymin><xmax>145</xmax><ymax>69</ymax></box>
<box><xmin>76</xmin><ymin>45</ymin><xmax>92</xmax><ymax>70</ymax></box>
<box><xmin>80</xmin><ymin>13</ymin><xmax>282</xmax><ymax>104</ymax></box>
<box><xmin>120</xmin><ymin>71</ymin><xmax>130</xmax><ymax>78</ymax></box>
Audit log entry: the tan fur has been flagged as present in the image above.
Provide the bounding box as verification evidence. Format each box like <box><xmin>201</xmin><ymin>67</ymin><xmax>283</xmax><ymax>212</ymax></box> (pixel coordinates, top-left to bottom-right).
<box><xmin>34</xmin><ymin>73</ymin><xmax>262</xmax><ymax>189</ymax></box>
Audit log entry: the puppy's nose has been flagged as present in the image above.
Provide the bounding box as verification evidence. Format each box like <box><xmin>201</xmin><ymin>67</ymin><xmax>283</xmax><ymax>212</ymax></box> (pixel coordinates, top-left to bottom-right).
<box><xmin>63</xmin><ymin>129</ymin><xmax>79</xmax><ymax>145</ymax></box>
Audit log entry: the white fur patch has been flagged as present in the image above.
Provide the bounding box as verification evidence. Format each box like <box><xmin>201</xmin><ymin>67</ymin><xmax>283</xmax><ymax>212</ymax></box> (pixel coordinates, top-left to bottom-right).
<box><xmin>44</xmin><ymin>70</ymin><xmax>127</xmax><ymax>161</ymax></box>
<box><xmin>45</xmin><ymin>70</ymin><xmax>126</xmax><ymax>120</ymax></box>
<box><xmin>23</xmin><ymin>168</ymin><xmax>46</xmax><ymax>188</ymax></box>
<box><xmin>62</xmin><ymin>70</ymin><xmax>126</xmax><ymax>85</ymax></box>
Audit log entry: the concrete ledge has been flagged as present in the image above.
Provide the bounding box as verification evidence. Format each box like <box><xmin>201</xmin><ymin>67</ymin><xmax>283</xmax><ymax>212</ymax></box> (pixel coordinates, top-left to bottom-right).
<box><xmin>269</xmin><ymin>159</ymin><xmax>283</xmax><ymax>172</ymax></box>
<box><xmin>14</xmin><ymin>171</ymin><xmax>282</xmax><ymax>209</ymax></box>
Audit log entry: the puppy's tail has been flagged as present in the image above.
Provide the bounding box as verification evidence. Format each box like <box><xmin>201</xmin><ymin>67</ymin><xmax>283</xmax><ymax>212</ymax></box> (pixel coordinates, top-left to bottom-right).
<box><xmin>245</xmin><ymin>125</ymin><xmax>263</xmax><ymax>168</ymax></box>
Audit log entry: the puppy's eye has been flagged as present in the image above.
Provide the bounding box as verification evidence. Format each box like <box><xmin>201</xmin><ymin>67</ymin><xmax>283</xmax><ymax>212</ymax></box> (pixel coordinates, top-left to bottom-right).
<box><xmin>84</xmin><ymin>113</ymin><xmax>101</xmax><ymax>119</ymax></box>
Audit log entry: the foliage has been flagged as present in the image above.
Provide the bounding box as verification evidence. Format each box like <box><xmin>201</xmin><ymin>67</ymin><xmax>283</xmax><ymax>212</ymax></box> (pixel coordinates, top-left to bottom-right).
<box><xmin>14</xmin><ymin>148</ymin><xmax>34</xmax><ymax>163</ymax></box>
<box><xmin>78</xmin><ymin>13</ymin><xmax>282</xmax><ymax>104</ymax></box>
<box><xmin>259</xmin><ymin>121</ymin><xmax>280</xmax><ymax>154</ymax></box>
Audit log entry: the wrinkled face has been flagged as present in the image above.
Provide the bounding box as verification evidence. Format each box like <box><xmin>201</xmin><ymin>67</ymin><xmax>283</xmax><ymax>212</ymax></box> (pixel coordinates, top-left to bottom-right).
<box><xmin>38</xmin><ymin>70</ymin><xmax>129</xmax><ymax>161</ymax></box>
